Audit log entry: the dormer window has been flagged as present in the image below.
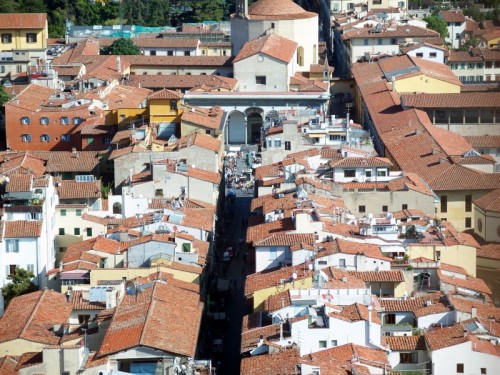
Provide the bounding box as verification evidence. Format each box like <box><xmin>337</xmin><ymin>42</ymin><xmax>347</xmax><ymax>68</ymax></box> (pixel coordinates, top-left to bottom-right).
<box><xmin>40</xmin><ymin>134</ymin><xmax>50</xmax><ymax>142</ymax></box>
<box><xmin>21</xmin><ymin>117</ymin><xmax>30</xmax><ymax>125</ymax></box>
<box><xmin>40</xmin><ymin>117</ymin><xmax>49</xmax><ymax>125</ymax></box>
<box><xmin>73</xmin><ymin>117</ymin><xmax>83</xmax><ymax>125</ymax></box>
<box><xmin>60</xmin><ymin>116</ymin><xmax>69</xmax><ymax>125</ymax></box>
<box><xmin>21</xmin><ymin>134</ymin><xmax>32</xmax><ymax>142</ymax></box>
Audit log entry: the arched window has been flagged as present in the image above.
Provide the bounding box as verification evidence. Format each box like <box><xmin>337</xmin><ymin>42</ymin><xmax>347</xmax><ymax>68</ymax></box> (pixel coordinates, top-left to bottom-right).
<box><xmin>112</xmin><ymin>202</ymin><xmax>122</xmax><ymax>214</ymax></box>
<box><xmin>297</xmin><ymin>46</ymin><xmax>304</xmax><ymax>67</ymax></box>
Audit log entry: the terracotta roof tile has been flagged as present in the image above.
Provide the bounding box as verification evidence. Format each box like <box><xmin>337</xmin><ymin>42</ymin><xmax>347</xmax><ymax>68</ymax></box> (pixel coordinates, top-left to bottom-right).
<box><xmin>56</xmin><ymin>179</ymin><xmax>101</xmax><ymax>199</ymax></box>
<box><xmin>246</xmin><ymin>0</ymin><xmax>317</xmax><ymax>20</ymax></box>
<box><xmin>246</xmin><ymin>217</ymin><xmax>295</xmax><ymax>245</ymax></box>
<box><xmin>0</xmin><ymin>290</ymin><xmax>72</xmax><ymax>346</ymax></box>
<box><xmin>0</xmin><ymin>13</ymin><xmax>47</xmax><ymax>29</ymax></box>
<box><xmin>14</xmin><ymin>352</ymin><xmax>43</xmax><ymax>371</ymax></box>
<box><xmin>349</xmin><ymin>270</ymin><xmax>404</xmax><ymax>282</ymax></box>
<box><xmin>447</xmin><ymin>294</ymin><xmax>500</xmax><ymax>320</ymax></box>
<box><xmin>70</xmin><ymin>290</ymin><xmax>106</xmax><ymax>310</ymax></box>
<box><xmin>241</xmin><ymin>322</ymin><xmax>289</xmax><ymax>353</ymax></box>
<box><xmin>5</xmin><ymin>174</ymin><xmax>32</xmax><ymax>192</ymax></box>
<box><xmin>127</xmin><ymin>74</ymin><xmax>237</xmax><ymax>91</ymax></box>
<box><xmin>255</xmin><ymin>233</ymin><xmax>315</xmax><ymax>247</ymax></box>
<box><xmin>440</xmin><ymin>10</ymin><xmax>465</xmax><ymax>23</ymax></box>
<box><xmin>264</xmin><ymin>290</ymin><xmax>292</xmax><ymax>312</ymax></box>
<box><xmin>0</xmin><ymin>153</ymin><xmax>46</xmax><ymax>176</ymax></box>
<box><xmin>424</xmin><ymin>324</ymin><xmax>468</xmax><ymax>351</ymax></box>
<box><xmin>4</xmin><ymin>221</ymin><xmax>42</xmax><ymax>238</ymax></box>
<box><xmin>402</xmin><ymin>92</ymin><xmax>500</xmax><ymax>109</ymax></box>
<box><xmin>474</xmin><ymin>189</ymin><xmax>500</xmax><ymax>213</ymax></box>
<box><xmin>240</xmin><ymin>348</ymin><xmax>302</xmax><ymax>375</ymax></box>
<box><xmin>181</xmin><ymin>105</ymin><xmax>225</xmax><ymax>130</ymax></box>
<box><xmin>437</xmin><ymin>270</ymin><xmax>492</xmax><ymax>295</ymax></box>
<box><xmin>0</xmin><ymin>356</ymin><xmax>18</xmax><ymax>374</ymax></box>
<box><xmin>303</xmin><ymin>344</ymin><xmax>389</xmax><ymax>372</ymax></box>
<box><xmin>97</xmin><ymin>279</ymin><xmax>202</xmax><ymax>358</ymax></box>
<box><xmin>386</xmin><ymin>335</ymin><xmax>427</xmax><ymax>351</ymax></box>
<box><xmin>342</xmin><ymin>25</ymin><xmax>439</xmax><ymax>40</ymax></box>
<box><xmin>30</xmin><ymin>151</ymin><xmax>100</xmax><ymax>173</ymax></box>
<box><xmin>329</xmin><ymin>156</ymin><xmax>392</xmax><ymax>168</ymax></box>
<box><xmin>330</xmin><ymin>303</ymin><xmax>381</xmax><ymax>325</ymax></box>
<box><xmin>476</xmin><ymin>243</ymin><xmax>500</xmax><ymax>261</ymax></box>
<box><xmin>245</xmin><ymin>264</ymin><xmax>315</xmax><ymax>296</ymax></box>
<box><xmin>234</xmin><ymin>34</ymin><xmax>297</xmax><ymax>64</ymax></box>
<box><xmin>123</xmin><ymin>55</ymin><xmax>232</xmax><ymax>67</ymax></box>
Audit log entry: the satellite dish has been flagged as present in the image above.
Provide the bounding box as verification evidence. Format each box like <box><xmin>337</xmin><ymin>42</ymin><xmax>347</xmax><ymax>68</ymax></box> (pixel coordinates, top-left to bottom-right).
<box><xmin>292</xmin><ymin>272</ymin><xmax>298</xmax><ymax>280</ymax></box>
<box><xmin>308</xmin><ymin>263</ymin><xmax>313</xmax><ymax>271</ymax></box>
<box><xmin>125</xmin><ymin>280</ymin><xmax>137</xmax><ymax>296</ymax></box>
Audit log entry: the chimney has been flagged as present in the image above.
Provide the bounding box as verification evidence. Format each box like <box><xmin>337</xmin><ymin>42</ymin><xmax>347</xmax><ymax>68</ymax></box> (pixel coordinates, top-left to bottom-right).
<box><xmin>471</xmin><ymin>306</ymin><xmax>477</xmax><ymax>318</ymax></box>
<box><xmin>116</xmin><ymin>56</ymin><xmax>121</xmax><ymax>72</ymax></box>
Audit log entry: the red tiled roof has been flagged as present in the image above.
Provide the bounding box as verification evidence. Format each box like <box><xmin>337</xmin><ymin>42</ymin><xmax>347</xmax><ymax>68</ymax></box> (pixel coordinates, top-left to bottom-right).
<box><xmin>465</xmin><ymin>135</ymin><xmax>500</xmax><ymax>149</ymax></box>
<box><xmin>127</xmin><ymin>74</ymin><xmax>238</xmax><ymax>91</ymax></box>
<box><xmin>245</xmin><ymin>264</ymin><xmax>315</xmax><ymax>296</ymax></box>
<box><xmin>246</xmin><ymin>217</ymin><xmax>295</xmax><ymax>245</ymax></box>
<box><xmin>386</xmin><ymin>335</ymin><xmax>427</xmax><ymax>351</ymax></box>
<box><xmin>474</xmin><ymin>189</ymin><xmax>500</xmax><ymax>213</ymax></box>
<box><xmin>255</xmin><ymin>233</ymin><xmax>315</xmax><ymax>247</ymax></box>
<box><xmin>349</xmin><ymin>270</ymin><xmax>404</xmax><ymax>282</ymax></box>
<box><xmin>181</xmin><ymin>105</ymin><xmax>225</xmax><ymax>130</ymax></box>
<box><xmin>424</xmin><ymin>324</ymin><xmax>468</xmax><ymax>351</ymax></box>
<box><xmin>122</xmin><ymin>55</ymin><xmax>232</xmax><ymax>67</ymax></box>
<box><xmin>0</xmin><ymin>290</ymin><xmax>72</xmax><ymax>346</ymax></box>
<box><xmin>264</xmin><ymin>290</ymin><xmax>292</xmax><ymax>312</ymax></box>
<box><xmin>0</xmin><ymin>13</ymin><xmax>47</xmax><ymax>29</ymax></box>
<box><xmin>440</xmin><ymin>10</ymin><xmax>465</xmax><ymax>23</ymax></box>
<box><xmin>5</xmin><ymin>174</ymin><xmax>32</xmax><ymax>192</ymax></box>
<box><xmin>0</xmin><ymin>356</ymin><xmax>18</xmax><ymax>374</ymax></box>
<box><xmin>174</xmin><ymin>132</ymin><xmax>221</xmax><ymax>153</ymax></box>
<box><xmin>241</xmin><ymin>322</ymin><xmax>288</xmax><ymax>353</ymax></box>
<box><xmin>240</xmin><ymin>348</ymin><xmax>302</xmax><ymax>375</ymax></box>
<box><xmin>97</xmin><ymin>279</ymin><xmax>202</xmax><ymax>358</ymax></box>
<box><xmin>234</xmin><ymin>34</ymin><xmax>298</xmax><ymax>64</ymax></box>
<box><xmin>342</xmin><ymin>25</ymin><xmax>439</xmax><ymax>40</ymax></box>
<box><xmin>4</xmin><ymin>221</ymin><xmax>42</xmax><ymax>238</ymax></box>
<box><xmin>401</xmin><ymin>92</ymin><xmax>500</xmax><ymax>109</ymax></box>
<box><xmin>0</xmin><ymin>153</ymin><xmax>46</xmax><ymax>176</ymax></box>
<box><xmin>148</xmin><ymin>88</ymin><xmax>183</xmax><ymax>100</ymax></box>
<box><xmin>246</xmin><ymin>0</ymin><xmax>317</xmax><ymax>20</ymax></box>
<box><xmin>330</xmin><ymin>303</ymin><xmax>381</xmax><ymax>325</ymax></box>
<box><xmin>303</xmin><ymin>344</ymin><xmax>390</xmax><ymax>372</ymax></box>
<box><xmin>329</xmin><ymin>156</ymin><xmax>392</xmax><ymax>168</ymax></box>
<box><xmin>438</xmin><ymin>270</ymin><xmax>492</xmax><ymax>295</ymax></box>
<box><xmin>447</xmin><ymin>294</ymin><xmax>500</xmax><ymax>320</ymax></box>
<box><xmin>70</xmin><ymin>290</ymin><xmax>106</xmax><ymax>310</ymax></box>
<box><xmin>476</xmin><ymin>243</ymin><xmax>500</xmax><ymax>261</ymax></box>
<box><xmin>56</xmin><ymin>179</ymin><xmax>101</xmax><ymax>199</ymax></box>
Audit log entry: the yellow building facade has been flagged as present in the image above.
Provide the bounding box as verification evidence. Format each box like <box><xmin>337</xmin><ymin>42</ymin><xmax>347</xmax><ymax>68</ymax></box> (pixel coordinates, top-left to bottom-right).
<box><xmin>0</xmin><ymin>13</ymin><xmax>48</xmax><ymax>52</ymax></box>
<box><xmin>408</xmin><ymin>243</ymin><xmax>477</xmax><ymax>276</ymax></box>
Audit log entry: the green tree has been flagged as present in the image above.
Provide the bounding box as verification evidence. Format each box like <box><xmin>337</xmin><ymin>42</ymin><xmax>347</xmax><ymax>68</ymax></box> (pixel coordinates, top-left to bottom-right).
<box><xmin>0</xmin><ymin>85</ymin><xmax>10</xmax><ymax>106</ymax></box>
<box><xmin>100</xmin><ymin>37</ymin><xmax>140</xmax><ymax>55</ymax></box>
<box><xmin>1</xmin><ymin>268</ymin><xmax>38</xmax><ymax>308</ymax></box>
<box><xmin>424</xmin><ymin>15</ymin><xmax>449</xmax><ymax>40</ymax></box>
<box><xmin>191</xmin><ymin>0</ymin><xmax>224</xmax><ymax>22</ymax></box>
<box><xmin>18</xmin><ymin>0</ymin><xmax>47</xmax><ymax>13</ymax></box>
<box><xmin>48</xmin><ymin>7</ymin><xmax>68</xmax><ymax>38</ymax></box>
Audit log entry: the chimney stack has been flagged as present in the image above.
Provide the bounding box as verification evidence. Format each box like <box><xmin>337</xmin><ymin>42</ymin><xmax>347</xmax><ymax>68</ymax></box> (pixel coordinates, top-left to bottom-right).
<box><xmin>471</xmin><ymin>306</ymin><xmax>477</xmax><ymax>319</ymax></box>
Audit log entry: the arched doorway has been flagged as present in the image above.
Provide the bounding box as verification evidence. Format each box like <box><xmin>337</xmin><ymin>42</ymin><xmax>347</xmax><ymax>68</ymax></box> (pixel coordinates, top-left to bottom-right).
<box><xmin>227</xmin><ymin>111</ymin><xmax>245</xmax><ymax>144</ymax></box>
<box><xmin>246</xmin><ymin>112</ymin><xmax>263</xmax><ymax>144</ymax></box>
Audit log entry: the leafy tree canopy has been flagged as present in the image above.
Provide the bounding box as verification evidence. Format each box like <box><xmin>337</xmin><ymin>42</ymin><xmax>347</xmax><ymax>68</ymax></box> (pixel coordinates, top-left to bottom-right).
<box><xmin>100</xmin><ymin>37</ymin><xmax>140</xmax><ymax>55</ymax></box>
<box><xmin>0</xmin><ymin>85</ymin><xmax>10</xmax><ymax>107</ymax></box>
<box><xmin>1</xmin><ymin>0</ymin><xmax>229</xmax><ymax>37</ymax></box>
<box><xmin>424</xmin><ymin>15</ymin><xmax>449</xmax><ymax>40</ymax></box>
<box><xmin>1</xmin><ymin>268</ymin><xmax>38</xmax><ymax>308</ymax></box>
